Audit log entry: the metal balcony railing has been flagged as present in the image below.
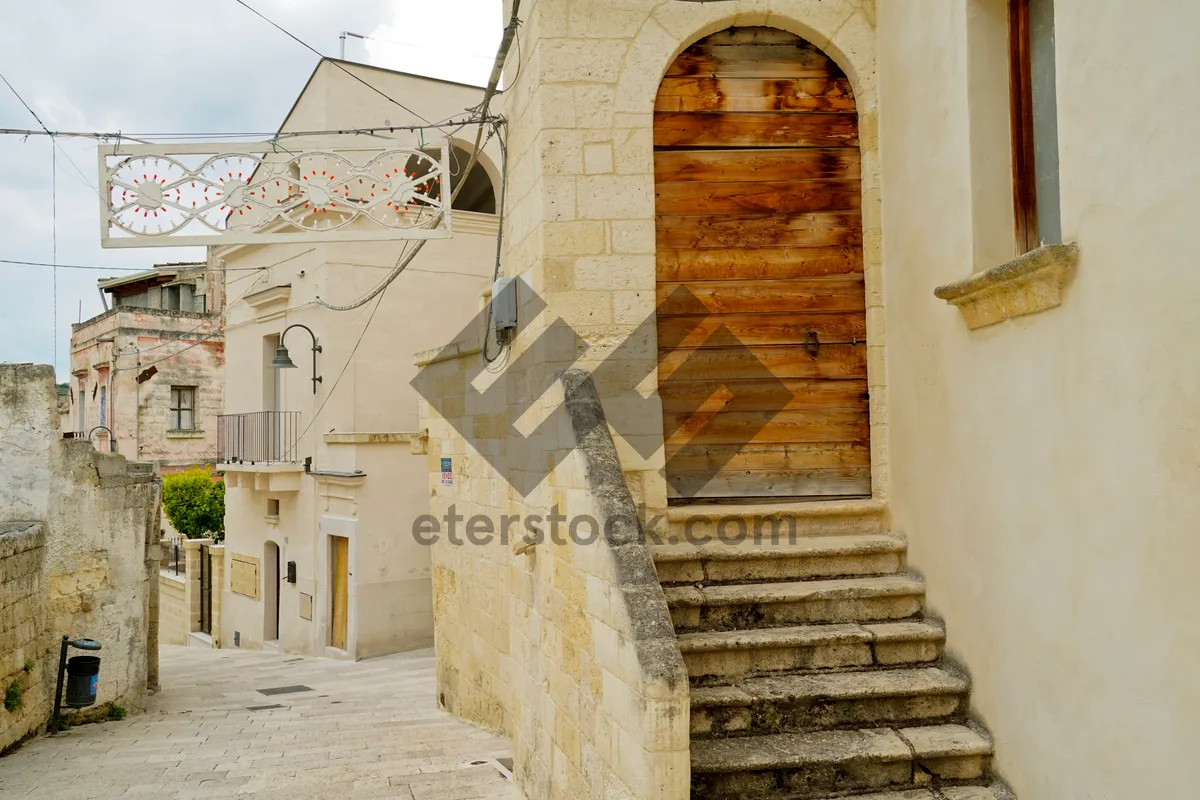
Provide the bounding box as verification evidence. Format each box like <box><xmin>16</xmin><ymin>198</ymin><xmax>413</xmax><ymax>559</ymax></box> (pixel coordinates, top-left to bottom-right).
<box><xmin>217</xmin><ymin>411</ymin><xmax>301</xmax><ymax>464</ymax></box>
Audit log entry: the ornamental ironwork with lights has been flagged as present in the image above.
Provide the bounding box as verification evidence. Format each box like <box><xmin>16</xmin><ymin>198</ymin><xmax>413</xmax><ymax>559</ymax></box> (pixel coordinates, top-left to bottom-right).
<box><xmin>98</xmin><ymin>138</ymin><xmax>454</xmax><ymax>248</ymax></box>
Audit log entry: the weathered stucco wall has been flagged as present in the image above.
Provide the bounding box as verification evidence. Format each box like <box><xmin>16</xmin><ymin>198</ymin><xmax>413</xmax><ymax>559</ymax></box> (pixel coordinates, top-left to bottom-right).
<box><xmin>0</xmin><ymin>364</ymin><xmax>160</xmax><ymax>751</ymax></box>
<box><xmin>878</xmin><ymin>1</ymin><xmax>1200</xmax><ymax>797</ymax></box>
<box><xmin>70</xmin><ymin>307</ymin><xmax>224</xmax><ymax>468</ymax></box>
<box><xmin>422</xmin><ymin>355</ymin><xmax>690</xmax><ymax>798</ymax></box>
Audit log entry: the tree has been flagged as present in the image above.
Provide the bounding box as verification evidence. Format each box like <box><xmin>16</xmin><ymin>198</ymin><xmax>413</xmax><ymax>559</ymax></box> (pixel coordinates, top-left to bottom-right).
<box><xmin>161</xmin><ymin>468</ymin><xmax>225</xmax><ymax>541</ymax></box>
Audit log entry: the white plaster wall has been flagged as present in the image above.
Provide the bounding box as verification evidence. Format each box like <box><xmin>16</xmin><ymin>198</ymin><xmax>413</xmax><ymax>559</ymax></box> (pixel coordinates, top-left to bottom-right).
<box><xmin>879</xmin><ymin>1</ymin><xmax>1200</xmax><ymax>797</ymax></box>
<box><xmin>218</xmin><ymin>61</ymin><xmax>499</xmax><ymax>659</ymax></box>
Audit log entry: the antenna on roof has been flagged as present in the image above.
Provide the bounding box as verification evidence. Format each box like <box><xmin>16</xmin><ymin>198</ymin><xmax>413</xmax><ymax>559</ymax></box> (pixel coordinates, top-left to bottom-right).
<box><xmin>339</xmin><ymin>31</ymin><xmax>366</xmax><ymax>60</ymax></box>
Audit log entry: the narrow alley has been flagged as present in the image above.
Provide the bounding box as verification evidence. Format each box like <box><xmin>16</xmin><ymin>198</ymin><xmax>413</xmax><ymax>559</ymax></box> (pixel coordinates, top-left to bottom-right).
<box><xmin>0</xmin><ymin>646</ymin><xmax>512</xmax><ymax>799</ymax></box>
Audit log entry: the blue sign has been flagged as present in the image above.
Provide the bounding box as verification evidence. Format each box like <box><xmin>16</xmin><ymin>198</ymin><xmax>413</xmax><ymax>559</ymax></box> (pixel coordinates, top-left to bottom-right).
<box><xmin>440</xmin><ymin>457</ymin><xmax>453</xmax><ymax>485</ymax></box>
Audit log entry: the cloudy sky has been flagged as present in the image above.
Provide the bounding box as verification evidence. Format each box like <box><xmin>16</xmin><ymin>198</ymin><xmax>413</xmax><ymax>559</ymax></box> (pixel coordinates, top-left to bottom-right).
<box><xmin>0</xmin><ymin>0</ymin><xmax>501</xmax><ymax>380</ymax></box>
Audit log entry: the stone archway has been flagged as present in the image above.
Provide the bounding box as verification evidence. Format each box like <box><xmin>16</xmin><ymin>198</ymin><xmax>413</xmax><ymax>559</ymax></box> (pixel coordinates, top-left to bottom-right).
<box><xmin>654</xmin><ymin>26</ymin><xmax>871</xmax><ymax>501</ymax></box>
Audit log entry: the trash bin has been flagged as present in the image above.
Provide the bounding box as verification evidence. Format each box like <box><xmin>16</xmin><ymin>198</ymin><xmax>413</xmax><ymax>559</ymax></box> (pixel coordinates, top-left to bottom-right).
<box><xmin>64</xmin><ymin>655</ymin><xmax>100</xmax><ymax>708</ymax></box>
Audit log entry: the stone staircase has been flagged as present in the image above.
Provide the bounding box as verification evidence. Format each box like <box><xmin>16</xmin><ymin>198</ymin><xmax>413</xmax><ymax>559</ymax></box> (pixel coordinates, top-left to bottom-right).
<box><xmin>651</xmin><ymin>500</ymin><xmax>1009</xmax><ymax>800</ymax></box>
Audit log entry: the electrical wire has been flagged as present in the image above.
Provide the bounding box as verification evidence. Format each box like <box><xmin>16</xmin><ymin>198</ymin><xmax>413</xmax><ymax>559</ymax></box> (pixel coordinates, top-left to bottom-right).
<box><xmin>314</xmin><ymin>0</ymin><xmax>521</xmax><ymax>313</ymax></box>
<box><xmin>0</xmin><ymin>71</ymin><xmax>50</xmax><ymax>131</ymax></box>
<box><xmin>114</xmin><ymin>275</ymin><xmax>267</xmax><ymax>371</ymax></box>
<box><xmin>0</xmin><ymin>119</ymin><xmax>500</xmax><ymax>141</ymax></box>
<box><xmin>281</xmin><ymin>288</ymin><xmax>387</xmax><ymax>461</ymax></box>
<box><xmin>0</xmin><ymin>257</ymin><xmax>270</xmax><ymax>273</ymax></box>
<box><xmin>233</xmin><ymin>0</ymin><xmax>474</xmax><ymax>135</ymax></box>
<box><xmin>481</xmin><ymin>121</ymin><xmax>510</xmax><ymax>364</ymax></box>
<box><xmin>51</xmin><ymin>141</ymin><xmax>57</xmax><ymax>375</ymax></box>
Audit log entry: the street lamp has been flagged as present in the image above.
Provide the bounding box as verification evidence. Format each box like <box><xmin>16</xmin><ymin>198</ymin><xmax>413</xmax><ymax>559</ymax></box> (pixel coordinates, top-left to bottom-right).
<box><xmin>271</xmin><ymin>324</ymin><xmax>322</xmax><ymax>394</ymax></box>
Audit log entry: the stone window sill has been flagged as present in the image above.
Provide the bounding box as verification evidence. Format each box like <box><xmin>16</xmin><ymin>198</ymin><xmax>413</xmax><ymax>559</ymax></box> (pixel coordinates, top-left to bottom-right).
<box><xmin>265</xmin><ymin>514</ymin><xmax>280</xmax><ymax>526</ymax></box>
<box><xmin>167</xmin><ymin>430</ymin><xmax>205</xmax><ymax>439</ymax></box>
<box><xmin>934</xmin><ymin>243</ymin><xmax>1079</xmax><ymax>330</ymax></box>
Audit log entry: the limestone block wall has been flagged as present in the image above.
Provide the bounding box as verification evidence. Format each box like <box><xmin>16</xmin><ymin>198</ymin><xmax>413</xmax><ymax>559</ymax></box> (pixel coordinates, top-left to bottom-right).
<box><xmin>495</xmin><ymin>0</ymin><xmax>886</xmax><ymax>520</ymax></box>
<box><xmin>0</xmin><ymin>524</ymin><xmax>48</xmax><ymax>752</ymax></box>
<box><xmin>421</xmin><ymin>360</ymin><xmax>689</xmax><ymax>799</ymax></box>
<box><xmin>157</xmin><ymin>539</ymin><xmax>221</xmax><ymax>648</ymax></box>
<box><xmin>0</xmin><ymin>364</ymin><xmax>161</xmax><ymax>751</ymax></box>
<box><xmin>158</xmin><ymin>572</ymin><xmax>188</xmax><ymax>647</ymax></box>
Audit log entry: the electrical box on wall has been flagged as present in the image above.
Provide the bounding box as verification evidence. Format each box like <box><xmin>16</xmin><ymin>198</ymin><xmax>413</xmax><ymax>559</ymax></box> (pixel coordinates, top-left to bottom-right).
<box><xmin>492</xmin><ymin>276</ymin><xmax>518</xmax><ymax>345</ymax></box>
<box><xmin>286</xmin><ymin>561</ymin><xmax>297</xmax><ymax>584</ymax></box>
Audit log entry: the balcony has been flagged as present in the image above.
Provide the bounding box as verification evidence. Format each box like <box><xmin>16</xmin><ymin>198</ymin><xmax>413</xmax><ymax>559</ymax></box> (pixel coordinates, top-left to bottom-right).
<box><xmin>217</xmin><ymin>411</ymin><xmax>304</xmax><ymax>492</ymax></box>
<box><xmin>217</xmin><ymin>411</ymin><xmax>301</xmax><ymax>465</ymax></box>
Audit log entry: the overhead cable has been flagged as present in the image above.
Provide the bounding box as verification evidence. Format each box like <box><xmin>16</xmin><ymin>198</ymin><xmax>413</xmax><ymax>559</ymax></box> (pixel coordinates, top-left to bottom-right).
<box><xmin>314</xmin><ymin>0</ymin><xmax>521</xmax><ymax>313</ymax></box>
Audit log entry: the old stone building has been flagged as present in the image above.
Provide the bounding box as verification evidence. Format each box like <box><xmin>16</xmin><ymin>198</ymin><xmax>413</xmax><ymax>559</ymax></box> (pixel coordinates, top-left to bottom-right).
<box><xmin>0</xmin><ymin>364</ymin><xmax>161</xmax><ymax>751</ymax></box>
<box><xmin>215</xmin><ymin>59</ymin><xmax>502</xmax><ymax>660</ymax></box>
<box><xmin>416</xmin><ymin>1</ymin><xmax>1200</xmax><ymax>800</ymax></box>
<box><xmin>68</xmin><ymin>261</ymin><xmax>224</xmax><ymax>473</ymax></box>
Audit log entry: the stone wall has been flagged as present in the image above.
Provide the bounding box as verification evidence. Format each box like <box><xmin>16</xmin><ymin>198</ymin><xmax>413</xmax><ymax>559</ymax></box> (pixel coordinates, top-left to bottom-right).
<box><xmin>0</xmin><ymin>524</ymin><xmax>47</xmax><ymax>751</ymax></box>
<box><xmin>422</xmin><ymin>362</ymin><xmax>689</xmax><ymax>799</ymax></box>
<box><xmin>494</xmin><ymin>0</ymin><xmax>884</xmax><ymax>521</ymax></box>
<box><xmin>157</xmin><ymin>539</ymin><xmax>221</xmax><ymax>649</ymax></box>
<box><xmin>0</xmin><ymin>364</ymin><xmax>161</xmax><ymax>752</ymax></box>
<box><xmin>69</xmin><ymin>307</ymin><xmax>224</xmax><ymax>467</ymax></box>
<box><xmin>158</xmin><ymin>572</ymin><xmax>188</xmax><ymax>647</ymax></box>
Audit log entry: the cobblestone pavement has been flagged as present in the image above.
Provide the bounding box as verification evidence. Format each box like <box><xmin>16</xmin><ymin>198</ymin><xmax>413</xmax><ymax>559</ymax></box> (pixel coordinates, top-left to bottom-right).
<box><xmin>0</xmin><ymin>646</ymin><xmax>513</xmax><ymax>799</ymax></box>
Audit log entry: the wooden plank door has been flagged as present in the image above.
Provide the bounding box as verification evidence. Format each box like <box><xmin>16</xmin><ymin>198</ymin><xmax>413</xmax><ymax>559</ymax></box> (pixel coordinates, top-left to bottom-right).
<box><xmin>330</xmin><ymin>536</ymin><xmax>349</xmax><ymax>650</ymax></box>
<box><xmin>655</xmin><ymin>26</ymin><xmax>871</xmax><ymax>501</ymax></box>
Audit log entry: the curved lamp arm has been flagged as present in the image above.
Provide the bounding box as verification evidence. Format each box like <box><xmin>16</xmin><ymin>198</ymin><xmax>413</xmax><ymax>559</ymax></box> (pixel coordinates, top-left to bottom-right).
<box><xmin>277</xmin><ymin>324</ymin><xmax>323</xmax><ymax>395</ymax></box>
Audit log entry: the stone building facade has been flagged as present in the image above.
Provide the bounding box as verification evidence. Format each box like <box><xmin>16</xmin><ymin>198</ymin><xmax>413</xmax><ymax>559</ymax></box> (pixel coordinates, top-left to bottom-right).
<box><xmin>419</xmin><ymin>1</ymin><xmax>1200</xmax><ymax>799</ymax></box>
<box><xmin>69</xmin><ymin>261</ymin><xmax>224</xmax><ymax>474</ymax></box>
<box><xmin>216</xmin><ymin>59</ymin><xmax>503</xmax><ymax>661</ymax></box>
<box><xmin>0</xmin><ymin>364</ymin><xmax>161</xmax><ymax>752</ymax></box>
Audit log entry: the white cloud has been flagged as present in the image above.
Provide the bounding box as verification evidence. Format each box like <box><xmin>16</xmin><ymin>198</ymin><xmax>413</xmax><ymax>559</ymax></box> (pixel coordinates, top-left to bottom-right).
<box><xmin>0</xmin><ymin>0</ymin><xmax>502</xmax><ymax>379</ymax></box>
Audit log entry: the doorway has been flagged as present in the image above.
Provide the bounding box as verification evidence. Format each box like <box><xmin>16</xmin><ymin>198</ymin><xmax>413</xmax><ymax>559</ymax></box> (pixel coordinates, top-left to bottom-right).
<box><xmin>330</xmin><ymin>536</ymin><xmax>350</xmax><ymax>651</ymax></box>
<box><xmin>263</xmin><ymin>541</ymin><xmax>280</xmax><ymax>642</ymax></box>
<box><xmin>654</xmin><ymin>26</ymin><xmax>871</xmax><ymax>501</ymax></box>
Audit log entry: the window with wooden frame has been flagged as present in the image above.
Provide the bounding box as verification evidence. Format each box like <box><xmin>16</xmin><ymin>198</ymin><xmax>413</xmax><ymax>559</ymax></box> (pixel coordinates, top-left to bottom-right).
<box><xmin>1010</xmin><ymin>0</ymin><xmax>1062</xmax><ymax>252</ymax></box>
<box><xmin>170</xmin><ymin>386</ymin><xmax>196</xmax><ymax>431</ymax></box>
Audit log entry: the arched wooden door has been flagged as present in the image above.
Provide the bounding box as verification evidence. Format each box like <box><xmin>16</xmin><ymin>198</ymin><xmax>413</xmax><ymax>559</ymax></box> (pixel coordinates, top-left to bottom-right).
<box><xmin>655</xmin><ymin>27</ymin><xmax>870</xmax><ymax>501</ymax></box>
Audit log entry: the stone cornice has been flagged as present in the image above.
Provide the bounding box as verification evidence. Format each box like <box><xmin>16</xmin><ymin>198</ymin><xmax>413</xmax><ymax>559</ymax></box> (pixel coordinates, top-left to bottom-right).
<box><xmin>413</xmin><ymin>335</ymin><xmax>483</xmax><ymax>366</ymax></box>
<box><xmin>934</xmin><ymin>243</ymin><xmax>1079</xmax><ymax>330</ymax></box>
<box><xmin>243</xmin><ymin>284</ymin><xmax>292</xmax><ymax>309</ymax></box>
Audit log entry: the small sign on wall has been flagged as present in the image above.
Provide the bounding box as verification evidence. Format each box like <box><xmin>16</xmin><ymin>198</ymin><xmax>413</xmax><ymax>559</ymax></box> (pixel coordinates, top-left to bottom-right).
<box><xmin>440</xmin><ymin>457</ymin><xmax>453</xmax><ymax>486</ymax></box>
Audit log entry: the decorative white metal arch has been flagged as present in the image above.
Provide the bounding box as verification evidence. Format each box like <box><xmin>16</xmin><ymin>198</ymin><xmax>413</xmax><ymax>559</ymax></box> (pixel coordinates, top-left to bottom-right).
<box><xmin>98</xmin><ymin>138</ymin><xmax>454</xmax><ymax>248</ymax></box>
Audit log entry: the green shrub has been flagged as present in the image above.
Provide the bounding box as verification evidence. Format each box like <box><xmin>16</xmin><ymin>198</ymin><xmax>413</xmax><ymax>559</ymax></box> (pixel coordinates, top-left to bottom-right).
<box><xmin>107</xmin><ymin>704</ymin><xmax>127</xmax><ymax>721</ymax></box>
<box><xmin>4</xmin><ymin>679</ymin><xmax>23</xmax><ymax>713</ymax></box>
<box><xmin>162</xmin><ymin>468</ymin><xmax>225</xmax><ymax>541</ymax></box>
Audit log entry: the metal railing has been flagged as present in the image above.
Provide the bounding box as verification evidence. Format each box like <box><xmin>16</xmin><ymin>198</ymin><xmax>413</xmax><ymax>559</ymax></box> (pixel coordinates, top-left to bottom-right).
<box><xmin>217</xmin><ymin>411</ymin><xmax>301</xmax><ymax>464</ymax></box>
<box><xmin>160</xmin><ymin>536</ymin><xmax>184</xmax><ymax>576</ymax></box>
<box><xmin>199</xmin><ymin>544</ymin><xmax>213</xmax><ymax>635</ymax></box>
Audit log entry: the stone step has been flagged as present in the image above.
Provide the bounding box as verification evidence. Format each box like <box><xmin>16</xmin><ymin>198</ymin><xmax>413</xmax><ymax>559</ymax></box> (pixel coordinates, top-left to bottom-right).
<box><xmin>665</xmin><ymin>575</ymin><xmax>926</xmax><ymax>633</ymax></box>
<box><xmin>679</xmin><ymin>621</ymin><xmax>946</xmax><ymax>681</ymax></box>
<box><xmin>690</xmin><ymin>667</ymin><xmax>969</xmax><ymax>736</ymax></box>
<box><xmin>668</xmin><ymin>499</ymin><xmax>886</xmax><ymax>542</ymax></box>
<box><xmin>811</xmin><ymin>789</ymin><xmax>1001</xmax><ymax>800</ymax></box>
<box><xmin>690</xmin><ymin>724</ymin><xmax>993</xmax><ymax>800</ymax></box>
<box><xmin>652</xmin><ymin>533</ymin><xmax>906</xmax><ymax>585</ymax></box>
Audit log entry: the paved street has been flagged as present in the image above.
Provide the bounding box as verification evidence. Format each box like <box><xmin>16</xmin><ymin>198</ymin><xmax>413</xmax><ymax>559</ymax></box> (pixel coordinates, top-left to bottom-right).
<box><xmin>0</xmin><ymin>646</ymin><xmax>513</xmax><ymax>799</ymax></box>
